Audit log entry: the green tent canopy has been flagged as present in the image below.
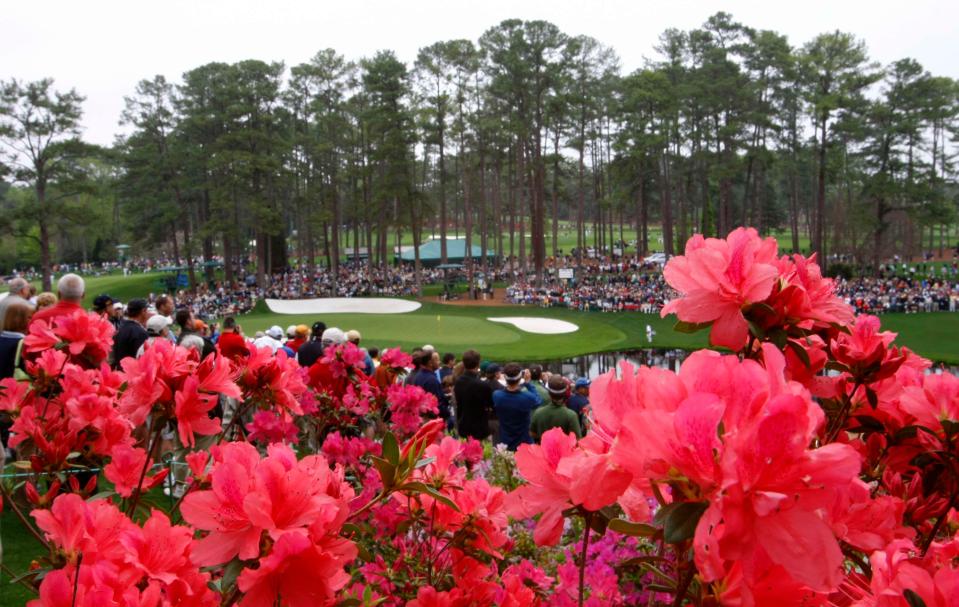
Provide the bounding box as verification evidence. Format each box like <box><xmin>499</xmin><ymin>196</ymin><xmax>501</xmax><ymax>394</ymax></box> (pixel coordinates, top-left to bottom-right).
<box><xmin>398</xmin><ymin>239</ymin><xmax>496</xmax><ymax>267</ymax></box>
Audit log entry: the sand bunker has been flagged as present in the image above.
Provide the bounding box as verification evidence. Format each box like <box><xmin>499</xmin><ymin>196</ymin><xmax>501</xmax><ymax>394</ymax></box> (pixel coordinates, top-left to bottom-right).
<box><xmin>264</xmin><ymin>297</ymin><xmax>422</xmax><ymax>315</ymax></box>
<box><xmin>487</xmin><ymin>317</ymin><xmax>579</xmax><ymax>335</ymax></box>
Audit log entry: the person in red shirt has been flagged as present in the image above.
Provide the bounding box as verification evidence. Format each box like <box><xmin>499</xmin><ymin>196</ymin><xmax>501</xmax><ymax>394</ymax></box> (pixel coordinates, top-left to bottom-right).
<box><xmin>285</xmin><ymin>324</ymin><xmax>308</xmax><ymax>353</ymax></box>
<box><xmin>29</xmin><ymin>274</ymin><xmax>85</xmax><ymax>328</ymax></box>
<box><xmin>216</xmin><ymin>316</ymin><xmax>249</xmax><ymax>362</ymax></box>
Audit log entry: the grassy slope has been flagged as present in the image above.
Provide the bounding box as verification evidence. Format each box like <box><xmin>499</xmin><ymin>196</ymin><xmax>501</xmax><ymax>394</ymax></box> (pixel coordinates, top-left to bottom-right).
<box><xmin>1</xmin><ymin>508</ymin><xmax>44</xmax><ymax>606</ymax></box>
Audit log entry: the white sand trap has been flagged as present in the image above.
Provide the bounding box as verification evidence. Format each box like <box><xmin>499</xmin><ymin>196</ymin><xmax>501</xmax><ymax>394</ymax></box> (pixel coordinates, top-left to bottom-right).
<box><xmin>487</xmin><ymin>317</ymin><xmax>579</xmax><ymax>335</ymax></box>
<box><xmin>0</xmin><ymin>292</ymin><xmax>7</xmax><ymax>302</ymax></box>
<box><xmin>265</xmin><ymin>297</ymin><xmax>422</xmax><ymax>315</ymax></box>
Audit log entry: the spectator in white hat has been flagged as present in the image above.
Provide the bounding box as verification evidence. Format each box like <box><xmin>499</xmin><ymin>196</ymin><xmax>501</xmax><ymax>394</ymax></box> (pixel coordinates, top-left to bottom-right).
<box><xmin>252</xmin><ymin>325</ymin><xmax>285</xmax><ymax>353</ymax></box>
<box><xmin>136</xmin><ymin>315</ymin><xmax>174</xmax><ymax>358</ymax></box>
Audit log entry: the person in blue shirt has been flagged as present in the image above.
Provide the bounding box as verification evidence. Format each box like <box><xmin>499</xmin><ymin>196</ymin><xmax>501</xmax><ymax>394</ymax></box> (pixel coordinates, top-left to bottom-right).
<box><xmin>567</xmin><ymin>377</ymin><xmax>591</xmax><ymax>428</ymax></box>
<box><xmin>492</xmin><ymin>363</ymin><xmax>542</xmax><ymax>450</ymax></box>
<box><xmin>408</xmin><ymin>350</ymin><xmax>451</xmax><ymax>425</ymax></box>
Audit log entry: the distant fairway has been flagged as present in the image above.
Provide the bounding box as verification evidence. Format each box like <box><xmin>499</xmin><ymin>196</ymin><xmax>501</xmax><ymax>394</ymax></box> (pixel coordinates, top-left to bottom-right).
<box><xmin>235</xmin><ymin>301</ymin><xmax>633</xmax><ymax>361</ymax></box>
<box><xmin>234</xmin><ymin>302</ymin><xmax>959</xmax><ymax>364</ymax></box>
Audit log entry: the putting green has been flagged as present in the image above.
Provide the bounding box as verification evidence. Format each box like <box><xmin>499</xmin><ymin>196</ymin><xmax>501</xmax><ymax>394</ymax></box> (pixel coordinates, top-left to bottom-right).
<box><xmin>261</xmin><ymin>314</ymin><xmax>524</xmax><ymax>347</ymax></box>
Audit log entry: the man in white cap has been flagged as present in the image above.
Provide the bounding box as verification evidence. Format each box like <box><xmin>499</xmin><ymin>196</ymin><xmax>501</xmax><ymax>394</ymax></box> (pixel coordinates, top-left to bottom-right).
<box><xmin>321</xmin><ymin>327</ymin><xmax>346</xmax><ymax>348</ymax></box>
<box><xmin>253</xmin><ymin>325</ymin><xmax>285</xmax><ymax>353</ymax></box>
<box><xmin>136</xmin><ymin>315</ymin><xmax>173</xmax><ymax>358</ymax></box>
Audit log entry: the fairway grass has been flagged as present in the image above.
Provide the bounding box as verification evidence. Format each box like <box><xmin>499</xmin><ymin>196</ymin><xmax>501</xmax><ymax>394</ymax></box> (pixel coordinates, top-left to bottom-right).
<box><xmin>235</xmin><ymin>302</ymin><xmax>959</xmax><ymax>365</ymax></box>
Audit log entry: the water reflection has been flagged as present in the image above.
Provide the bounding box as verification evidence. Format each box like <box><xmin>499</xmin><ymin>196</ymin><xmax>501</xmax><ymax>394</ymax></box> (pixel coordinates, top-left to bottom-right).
<box><xmin>544</xmin><ymin>349</ymin><xmax>688</xmax><ymax>379</ymax></box>
<box><xmin>544</xmin><ymin>349</ymin><xmax>958</xmax><ymax>381</ymax></box>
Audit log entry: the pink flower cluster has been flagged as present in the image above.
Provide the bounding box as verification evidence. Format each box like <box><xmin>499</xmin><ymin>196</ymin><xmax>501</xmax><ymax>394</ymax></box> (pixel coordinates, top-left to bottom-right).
<box><xmin>385</xmin><ymin>383</ymin><xmax>439</xmax><ymax>436</ymax></box>
<box><xmin>662</xmin><ymin>227</ymin><xmax>853</xmax><ymax>350</ymax></box>
<box><xmin>321</xmin><ymin>431</ymin><xmax>381</xmax><ymax>467</ymax></box>
<box><xmin>31</xmin><ymin>494</ymin><xmax>215</xmax><ymax>607</ymax></box>
<box><xmin>180</xmin><ymin>442</ymin><xmax>357</xmax><ymax>606</ymax></box>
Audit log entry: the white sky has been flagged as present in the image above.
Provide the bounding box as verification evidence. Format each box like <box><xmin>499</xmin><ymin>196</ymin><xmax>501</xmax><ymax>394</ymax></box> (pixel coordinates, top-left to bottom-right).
<box><xmin>3</xmin><ymin>0</ymin><xmax>957</xmax><ymax>146</ymax></box>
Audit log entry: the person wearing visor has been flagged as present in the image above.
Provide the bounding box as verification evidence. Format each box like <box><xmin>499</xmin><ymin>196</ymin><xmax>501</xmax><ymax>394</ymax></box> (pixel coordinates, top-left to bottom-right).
<box><xmin>492</xmin><ymin>363</ymin><xmax>542</xmax><ymax>451</ymax></box>
<box><xmin>530</xmin><ymin>375</ymin><xmax>582</xmax><ymax>441</ymax></box>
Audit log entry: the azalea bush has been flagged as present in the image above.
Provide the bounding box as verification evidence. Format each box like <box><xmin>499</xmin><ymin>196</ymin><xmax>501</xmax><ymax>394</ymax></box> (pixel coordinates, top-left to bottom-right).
<box><xmin>1</xmin><ymin>226</ymin><xmax>958</xmax><ymax>606</ymax></box>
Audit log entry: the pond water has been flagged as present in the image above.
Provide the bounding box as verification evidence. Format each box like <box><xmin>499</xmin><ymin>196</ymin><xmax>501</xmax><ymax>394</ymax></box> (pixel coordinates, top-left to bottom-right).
<box><xmin>543</xmin><ymin>348</ymin><xmax>687</xmax><ymax>379</ymax></box>
<box><xmin>543</xmin><ymin>348</ymin><xmax>958</xmax><ymax>382</ymax></box>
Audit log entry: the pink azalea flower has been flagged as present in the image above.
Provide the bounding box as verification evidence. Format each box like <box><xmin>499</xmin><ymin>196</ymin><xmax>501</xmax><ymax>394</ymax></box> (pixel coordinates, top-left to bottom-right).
<box><xmin>50</xmin><ymin>310</ymin><xmax>115</xmax><ymax>365</ymax></box>
<box><xmin>236</xmin><ymin>531</ymin><xmax>355</xmax><ymax>607</ymax></box>
<box><xmin>32</xmin><ymin>494</ymin><xmax>135</xmax><ymax>565</ymax></box>
<box><xmin>850</xmin><ymin>539</ymin><xmax>959</xmax><ymax>607</ymax></box>
<box><xmin>830</xmin><ymin>315</ymin><xmax>903</xmax><ymax>382</ymax></box>
<box><xmin>27</xmin><ymin>567</ymin><xmax>116</xmax><ymax>607</ymax></box>
<box><xmin>180</xmin><ymin>441</ymin><xmax>263</xmax><ymax>565</ymax></box>
<box><xmin>246</xmin><ymin>410</ymin><xmax>300</xmax><ymax>445</ymax></box>
<box><xmin>775</xmin><ymin>253</ymin><xmax>855</xmax><ymax>327</ymax></box>
<box><xmin>380</xmin><ymin>348</ymin><xmax>412</xmax><ymax>369</ymax></box>
<box><xmin>181</xmin><ymin>442</ymin><xmax>349</xmax><ymax>567</ymax></box>
<box><xmin>386</xmin><ymin>383</ymin><xmax>439</xmax><ymax>436</ymax></box>
<box><xmin>174</xmin><ymin>375</ymin><xmax>222</xmax><ymax>448</ymax></box>
<box><xmin>321</xmin><ymin>431</ymin><xmax>380</xmax><ymax>467</ymax></box>
<box><xmin>661</xmin><ymin>227</ymin><xmax>779</xmax><ymax>350</ymax></box>
<box><xmin>104</xmin><ymin>444</ymin><xmax>168</xmax><ymax>498</ymax></box>
<box><xmin>507</xmin><ymin>428</ymin><xmax>630</xmax><ymax>546</ymax></box>
<box><xmin>899</xmin><ymin>372</ymin><xmax>959</xmax><ymax>433</ymax></box>
<box><xmin>120</xmin><ymin>510</ymin><xmax>193</xmax><ymax>586</ymax></box>
<box><xmin>0</xmin><ymin>377</ymin><xmax>31</xmax><ymax>412</ymax></box>
<box><xmin>321</xmin><ymin>342</ymin><xmax>367</xmax><ymax>379</ymax></box>
<box><xmin>185</xmin><ymin>450</ymin><xmax>210</xmax><ymax>483</ymax></box>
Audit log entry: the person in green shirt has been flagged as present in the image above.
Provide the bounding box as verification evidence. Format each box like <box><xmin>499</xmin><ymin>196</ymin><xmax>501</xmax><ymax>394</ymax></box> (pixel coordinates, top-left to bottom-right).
<box><xmin>531</xmin><ymin>375</ymin><xmax>582</xmax><ymax>441</ymax></box>
<box><xmin>528</xmin><ymin>364</ymin><xmax>551</xmax><ymax>404</ymax></box>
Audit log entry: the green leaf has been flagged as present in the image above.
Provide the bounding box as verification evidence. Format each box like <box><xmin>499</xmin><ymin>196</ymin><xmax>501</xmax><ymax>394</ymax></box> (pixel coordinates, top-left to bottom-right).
<box><xmin>220</xmin><ymin>556</ymin><xmax>244</xmax><ymax>591</ymax></box>
<box><xmin>9</xmin><ymin>566</ymin><xmax>48</xmax><ymax>585</ymax></box>
<box><xmin>399</xmin><ymin>481</ymin><xmax>460</xmax><ymax>511</ymax></box>
<box><xmin>618</xmin><ymin>555</ymin><xmax>671</xmax><ymax>569</ymax></box>
<box><xmin>654</xmin><ymin>501</ymin><xmax>709</xmax><ymax>544</ymax></box>
<box><xmin>381</xmin><ymin>432</ymin><xmax>400</xmax><ymax>466</ymax></box>
<box><xmin>673</xmin><ymin>320</ymin><xmax>712</xmax><ymax>334</ymax></box>
<box><xmin>369</xmin><ymin>456</ymin><xmax>396</xmax><ymax>489</ymax></box>
<box><xmin>607</xmin><ymin>518</ymin><xmax>659</xmax><ymax>537</ymax></box>
<box><xmin>746</xmin><ymin>320</ymin><xmax>766</xmax><ymax>340</ymax></box>
<box><xmin>903</xmin><ymin>589</ymin><xmax>927</xmax><ymax>607</ymax></box>
<box><xmin>852</xmin><ymin>415</ymin><xmax>884</xmax><ymax>432</ymax></box>
<box><xmin>587</xmin><ymin>510</ymin><xmax>611</xmax><ymax>535</ymax></box>
<box><xmin>895</xmin><ymin>426</ymin><xmax>919</xmax><ymax>440</ymax></box>
<box><xmin>786</xmin><ymin>340</ymin><xmax>812</xmax><ymax>368</ymax></box>
<box><xmin>767</xmin><ymin>329</ymin><xmax>788</xmax><ymax>349</ymax></box>
<box><xmin>865</xmin><ymin>387</ymin><xmax>878</xmax><ymax>409</ymax></box>
<box><xmin>414</xmin><ymin>456</ymin><xmax>436</xmax><ymax>469</ymax></box>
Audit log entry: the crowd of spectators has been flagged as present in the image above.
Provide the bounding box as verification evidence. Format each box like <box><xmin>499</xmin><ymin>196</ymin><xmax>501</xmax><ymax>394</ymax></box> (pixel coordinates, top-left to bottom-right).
<box><xmin>506</xmin><ymin>259</ymin><xmax>674</xmax><ymax>312</ymax></box>
<box><xmin>835</xmin><ymin>276</ymin><xmax>959</xmax><ymax>314</ymax></box>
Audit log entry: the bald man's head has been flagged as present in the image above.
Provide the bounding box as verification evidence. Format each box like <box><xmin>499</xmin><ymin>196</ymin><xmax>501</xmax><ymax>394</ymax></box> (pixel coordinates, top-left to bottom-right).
<box><xmin>7</xmin><ymin>277</ymin><xmax>30</xmax><ymax>298</ymax></box>
<box><xmin>57</xmin><ymin>273</ymin><xmax>85</xmax><ymax>303</ymax></box>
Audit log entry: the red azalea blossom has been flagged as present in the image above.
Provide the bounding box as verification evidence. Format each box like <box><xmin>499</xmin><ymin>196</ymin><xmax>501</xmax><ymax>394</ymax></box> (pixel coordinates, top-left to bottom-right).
<box><xmin>661</xmin><ymin>227</ymin><xmax>779</xmax><ymax>350</ymax></box>
<box><xmin>103</xmin><ymin>443</ymin><xmax>168</xmax><ymax>498</ymax></box>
